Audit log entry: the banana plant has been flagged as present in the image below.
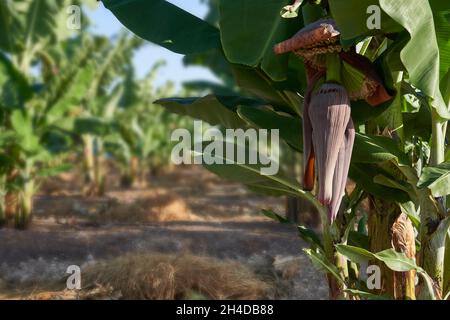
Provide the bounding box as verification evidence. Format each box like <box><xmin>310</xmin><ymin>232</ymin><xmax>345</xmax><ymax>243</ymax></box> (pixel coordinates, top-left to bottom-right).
<box><xmin>0</xmin><ymin>0</ymin><xmax>100</xmax><ymax>228</ymax></box>
<box><xmin>102</xmin><ymin>0</ymin><xmax>449</xmax><ymax>299</ymax></box>
<box><xmin>104</xmin><ymin>63</ymin><xmax>191</xmax><ymax>188</ymax></box>
<box><xmin>72</xmin><ymin>34</ymin><xmax>143</xmax><ymax>196</ymax></box>
<box><xmin>106</xmin><ymin>104</ymin><xmax>178</xmax><ymax>187</ymax></box>
<box><xmin>0</xmin><ymin>34</ymin><xmax>107</xmax><ymax>226</ymax></box>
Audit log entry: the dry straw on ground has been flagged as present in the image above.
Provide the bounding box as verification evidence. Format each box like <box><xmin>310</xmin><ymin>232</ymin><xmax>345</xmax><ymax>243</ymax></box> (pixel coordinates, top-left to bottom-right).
<box><xmin>81</xmin><ymin>253</ymin><xmax>270</xmax><ymax>300</ymax></box>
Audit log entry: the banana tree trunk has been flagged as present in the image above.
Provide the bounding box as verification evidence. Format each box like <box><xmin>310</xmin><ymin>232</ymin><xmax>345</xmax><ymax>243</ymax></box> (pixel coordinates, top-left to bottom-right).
<box><xmin>4</xmin><ymin>169</ymin><xmax>19</xmax><ymax>225</ymax></box>
<box><xmin>419</xmin><ymin>110</ymin><xmax>449</xmax><ymax>298</ymax></box>
<box><xmin>444</xmin><ymin>233</ymin><xmax>450</xmax><ymax>298</ymax></box>
<box><xmin>137</xmin><ymin>160</ymin><xmax>148</xmax><ymax>188</ymax></box>
<box><xmin>0</xmin><ymin>188</ymin><xmax>6</xmax><ymax>227</ymax></box>
<box><xmin>83</xmin><ymin>135</ymin><xmax>95</xmax><ymax>191</ymax></box>
<box><xmin>368</xmin><ymin>197</ymin><xmax>416</xmax><ymax>299</ymax></box>
<box><xmin>392</xmin><ymin>212</ymin><xmax>416</xmax><ymax>300</ymax></box>
<box><xmin>83</xmin><ymin>135</ymin><xmax>105</xmax><ymax>196</ymax></box>
<box><xmin>130</xmin><ymin>156</ymin><xmax>139</xmax><ymax>186</ymax></box>
<box><xmin>121</xmin><ymin>156</ymin><xmax>140</xmax><ymax>188</ymax></box>
<box><xmin>93</xmin><ymin>138</ymin><xmax>105</xmax><ymax>196</ymax></box>
<box><xmin>418</xmin><ymin>194</ymin><xmax>447</xmax><ymax>298</ymax></box>
<box><xmin>367</xmin><ymin>197</ymin><xmax>395</xmax><ymax>296</ymax></box>
<box><xmin>14</xmin><ymin>180</ymin><xmax>34</xmax><ymax>230</ymax></box>
<box><xmin>4</xmin><ymin>191</ymin><xmax>18</xmax><ymax>222</ymax></box>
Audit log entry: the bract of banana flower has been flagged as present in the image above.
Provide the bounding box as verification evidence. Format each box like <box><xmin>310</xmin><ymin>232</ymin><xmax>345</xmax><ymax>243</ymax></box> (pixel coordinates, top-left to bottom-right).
<box><xmin>273</xmin><ymin>19</ymin><xmax>341</xmax><ymax>58</ymax></box>
<box><xmin>273</xmin><ymin>19</ymin><xmax>392</xmax><ymax>107</ymax></box>
<box><xmin>302</xmin><ymin>68</ymin><xmax>325</xmax><ymax>192</ymax></box>
<box><xmin>273</xmin><ymin>19</ymin><xmax>391</xmax><ymax>222</ymax></box>
<box><xmin>307</xmin><ymin>83</ymin><xmax>354</xmax><ymax>222</ymax></box>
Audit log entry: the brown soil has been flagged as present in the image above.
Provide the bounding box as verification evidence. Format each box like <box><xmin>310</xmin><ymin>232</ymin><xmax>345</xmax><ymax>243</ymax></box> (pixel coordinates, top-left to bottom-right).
<box><xmin>0</xmin><ymin>165</ymin><xmax>328</xmax><ymax>300</ymax></box>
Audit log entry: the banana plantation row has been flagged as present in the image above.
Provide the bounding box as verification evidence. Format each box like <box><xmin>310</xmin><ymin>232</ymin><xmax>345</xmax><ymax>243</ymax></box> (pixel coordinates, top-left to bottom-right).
<box><xmin>0</xmin><ymin>1</ymin><xmax>187</xmax><ymax>228</ymax></box>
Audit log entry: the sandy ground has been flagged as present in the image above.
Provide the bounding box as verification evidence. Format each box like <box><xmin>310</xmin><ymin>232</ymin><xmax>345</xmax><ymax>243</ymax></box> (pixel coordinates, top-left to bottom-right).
<box><xmin>0</xmin><ymin>165</ymin><xmax>328</xmax><ymax>299</ymax></box>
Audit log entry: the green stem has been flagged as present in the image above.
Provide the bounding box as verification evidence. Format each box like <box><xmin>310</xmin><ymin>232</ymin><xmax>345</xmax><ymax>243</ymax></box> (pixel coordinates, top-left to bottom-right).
<box><xmin>420</xmin><ymin>108</ymin><xmax>446</xmax><ymax>296</ymax></box>
<box><xmin>431</xmin><ymin>109</ymin><xmax>445</xmax><ymax>166</ymax></box>
<box><xmin>335</xmin><ymin>250</ymin><xmax>349</xmax><ymax>297</ymax></box>
<box><xmin>319</xmin><ymin>208</ymin><xmax>347</xmax><ymax>299</ymax></box>
<box><xmin>326</xmin><ymin>54</ymin><xmax>342</xmax><ymax>84</ymax></box>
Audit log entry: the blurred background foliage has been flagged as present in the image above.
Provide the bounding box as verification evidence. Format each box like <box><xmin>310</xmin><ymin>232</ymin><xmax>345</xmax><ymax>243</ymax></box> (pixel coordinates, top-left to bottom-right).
<box><xmin>0</xmin><ymin>0</ymin><xmax>193</xmax><ymax>228</ymax></box>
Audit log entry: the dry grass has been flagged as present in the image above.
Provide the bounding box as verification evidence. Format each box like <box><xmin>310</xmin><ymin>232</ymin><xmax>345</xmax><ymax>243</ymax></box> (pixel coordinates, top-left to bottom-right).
<box><xmin>34</xmin><ymin>188</ymin><xmax>200</xmax><ymax>225</ymax></box>
<box><xmin>0</xmin><ymin>254</ymin><xmax>302</xmax><ymax>300</ymax></box>
<box><xmin>103</xmin><ymin>189</ymin><xmax>200</xmax><ymax>223</ymax></box>
<box><xmin>80</xmin><ymin>254</ymin><xmax>270</xmax><ymax>300</ymax></box>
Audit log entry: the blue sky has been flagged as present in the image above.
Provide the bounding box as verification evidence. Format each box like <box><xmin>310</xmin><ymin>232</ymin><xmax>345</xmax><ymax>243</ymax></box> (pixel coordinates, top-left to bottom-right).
<box><xmin>86</xmin><ymin>0</ymin><xmax>220</xmax><ymax>89</ymax></box>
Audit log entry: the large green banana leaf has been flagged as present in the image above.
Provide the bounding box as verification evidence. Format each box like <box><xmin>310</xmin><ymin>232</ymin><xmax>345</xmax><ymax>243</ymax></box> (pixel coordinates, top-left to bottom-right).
<box><xmin>102</xmin><ymin>0</ymin><xmax>220</xmax><ymax>55</ymax></box>
<box><xmin>0</xmin><ymin>0</ymin><xmax>84</xmax><ymax>52</ymax></box>
<box><xmin>417</xmin><ymin>162</ymin><xmax>450</xmax><ymax>197</ymax></box>
<box><xmin>155</xmin><ymin>95</ymin><xmax>253</xmax><ymax>129</ymax></box>
<box><xmin>380</xmin><ymin>0</ymin><xmax>449</xmax><ymax>119</ymax></box>
<box><xmin>328</xmin><ymin>0</ymin><xmax>402</xmax><ymax>40</ymax></box>
<box><xmin>429</xmin><ymin>0</ymin><xmax>450</xmax><ymax>81</ymax></box>
<box><xmin>0</xmin><ymin>53</ymin><xmax>33</xmax><ymax>108</ymax></box>
<box><xmin>218</xmin><ymin>0</ymin><xmax>303</xmax><ymax>81</ymax></box>
<box><xmin>237</xmin><ymin>105</ymin><xmax>302</xmax><ymax>152</ymax></box>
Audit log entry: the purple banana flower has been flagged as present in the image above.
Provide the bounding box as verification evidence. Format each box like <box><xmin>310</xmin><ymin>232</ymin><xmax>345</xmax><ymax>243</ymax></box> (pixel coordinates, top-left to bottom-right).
<box><xmin>302</xmin><ymin>69</ymin><xmax>325</xmax><ymax>191</ymax></box>
<box><xmin>329</xmin><ymin>118</ymin><xmax>355</xmax><ymax>222</ymax></box>
<box><xmin>307</xmin><ymin>83</ymin><xmax>353</xmax><ymax>222</ymax></box>
<box><xmin>273</xmin><ymin>19</ymin><xmax>389</xmax><ymax>222</ymax></box>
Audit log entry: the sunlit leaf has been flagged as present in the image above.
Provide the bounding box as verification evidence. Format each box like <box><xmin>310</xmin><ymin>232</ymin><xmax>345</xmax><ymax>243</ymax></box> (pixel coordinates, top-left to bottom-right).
<box><xmin>380</xmin><ymin>0</ymin><xmax>450</xmax><ymax>119</ymax></box>
<box><xmin>103</xmin><ymin>0</ymin><xmax>221</xmax><ymax>55</ymax></box>
<box><xmin>262</xmin><ymin>209</ymin><xmax>290</xmax><ymax>223</ymax></box>
<box><xmin>352</xmin><ymin>133</ymin><xmax>409</xmax><ymax>165</ymax></box>
<box><xmin>219</xmin><ymin>0</ymin><xmax>303</xmax><ymax>81</ymax></box>
<box><xmin>237</xmin><ymin>105</ymin><xmax>302</xmax><ymax>152</ymax></box>
<box><xmin>303</xmin><ymin>248</ymin><xmax>345</xmax><ymax>285</ymax></box>
<box><xmin>155</xmin><ymin>95</ymin><xmax>250</xmax><ymax>129</ymax></box>
<box><xmin>418</xmin><ymin>162</ymin><xmax>450</xmax><ymax>197</ymax></box>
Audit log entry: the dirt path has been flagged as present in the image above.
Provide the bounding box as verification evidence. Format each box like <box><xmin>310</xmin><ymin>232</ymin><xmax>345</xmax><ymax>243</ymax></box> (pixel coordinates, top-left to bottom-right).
<box><xmin>0</xmin><ymin>166</ymin><xmax>328</xmax><ymax>299</ymax></box>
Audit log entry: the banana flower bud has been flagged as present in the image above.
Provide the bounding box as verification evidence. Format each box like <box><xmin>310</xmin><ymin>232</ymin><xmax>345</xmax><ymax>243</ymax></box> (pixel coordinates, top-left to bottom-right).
<box><xmin>307</xmin><ymin>83</ymin><xmax>354</xmax><ymax>222</ymax></box>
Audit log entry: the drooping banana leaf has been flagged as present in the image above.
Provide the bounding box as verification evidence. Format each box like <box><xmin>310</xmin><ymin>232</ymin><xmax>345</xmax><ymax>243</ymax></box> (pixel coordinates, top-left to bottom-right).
<box><xmin>231</xmin><ymin>64</ymin><xmax>300</xmax><ymax>115</ymax></box>
<box><xmin>418</xmin><ymin>162</ymin><xmax>450</xmax><ymax>197</ymax></box>
<box><xmin>329</xmin><ymin>0</ymin><xmax>450</xmax><ymax>118</ymax></box>
<box><xmin>429</xmin><ymin>0</ymin><xmax>450</xmax><ymax>81</ymax></box>
<box><xmin>328</xmin><ymin>0</ymin><xmax>402</xmax><ymax>41</ymax></box>
<box><xmin>352</xmin><ymin>133</ymin><xmax>409</xmax><ymax>165</ymax></box>
<box><xmin>102</xmin><ymin>0</ymin><xmax>221</xmax><ymax>55</ymax></box>
<box><xmin>155</xmin><ymin>95</ymin><xmax>253</xmax><ymax>129</ymax></box>
<box><xmin>218</xmin><ymin>0</ymin><xmax>303</xmax><ymax>81</ymax></box>
<box><xmin>379</xmin><ymin>0</ymin><xmax>450</xmax><ymax>119</ymax></box>
<box><xmin>45</xmin><ymin>63</ymin><xmax>96</xmax><ymax>124</ymax></box>
<box><xmin>237</xmin><ymin>105</ymin><xmax>302</xmax><ymax>152</ymax></box>
<box><xmin>192</xmin><ymin>140</ymin><xmax>306</xmax><ymax>199</ymax></box>
<box><xmin>349</xmin><ymin>163</ymin><xmax>410</xmax><ymax>202</ymax></box>
<box><xmin>0</xmin><ymin>52</ymin><xmax>33</xmax><ymax>108</ymax></box>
